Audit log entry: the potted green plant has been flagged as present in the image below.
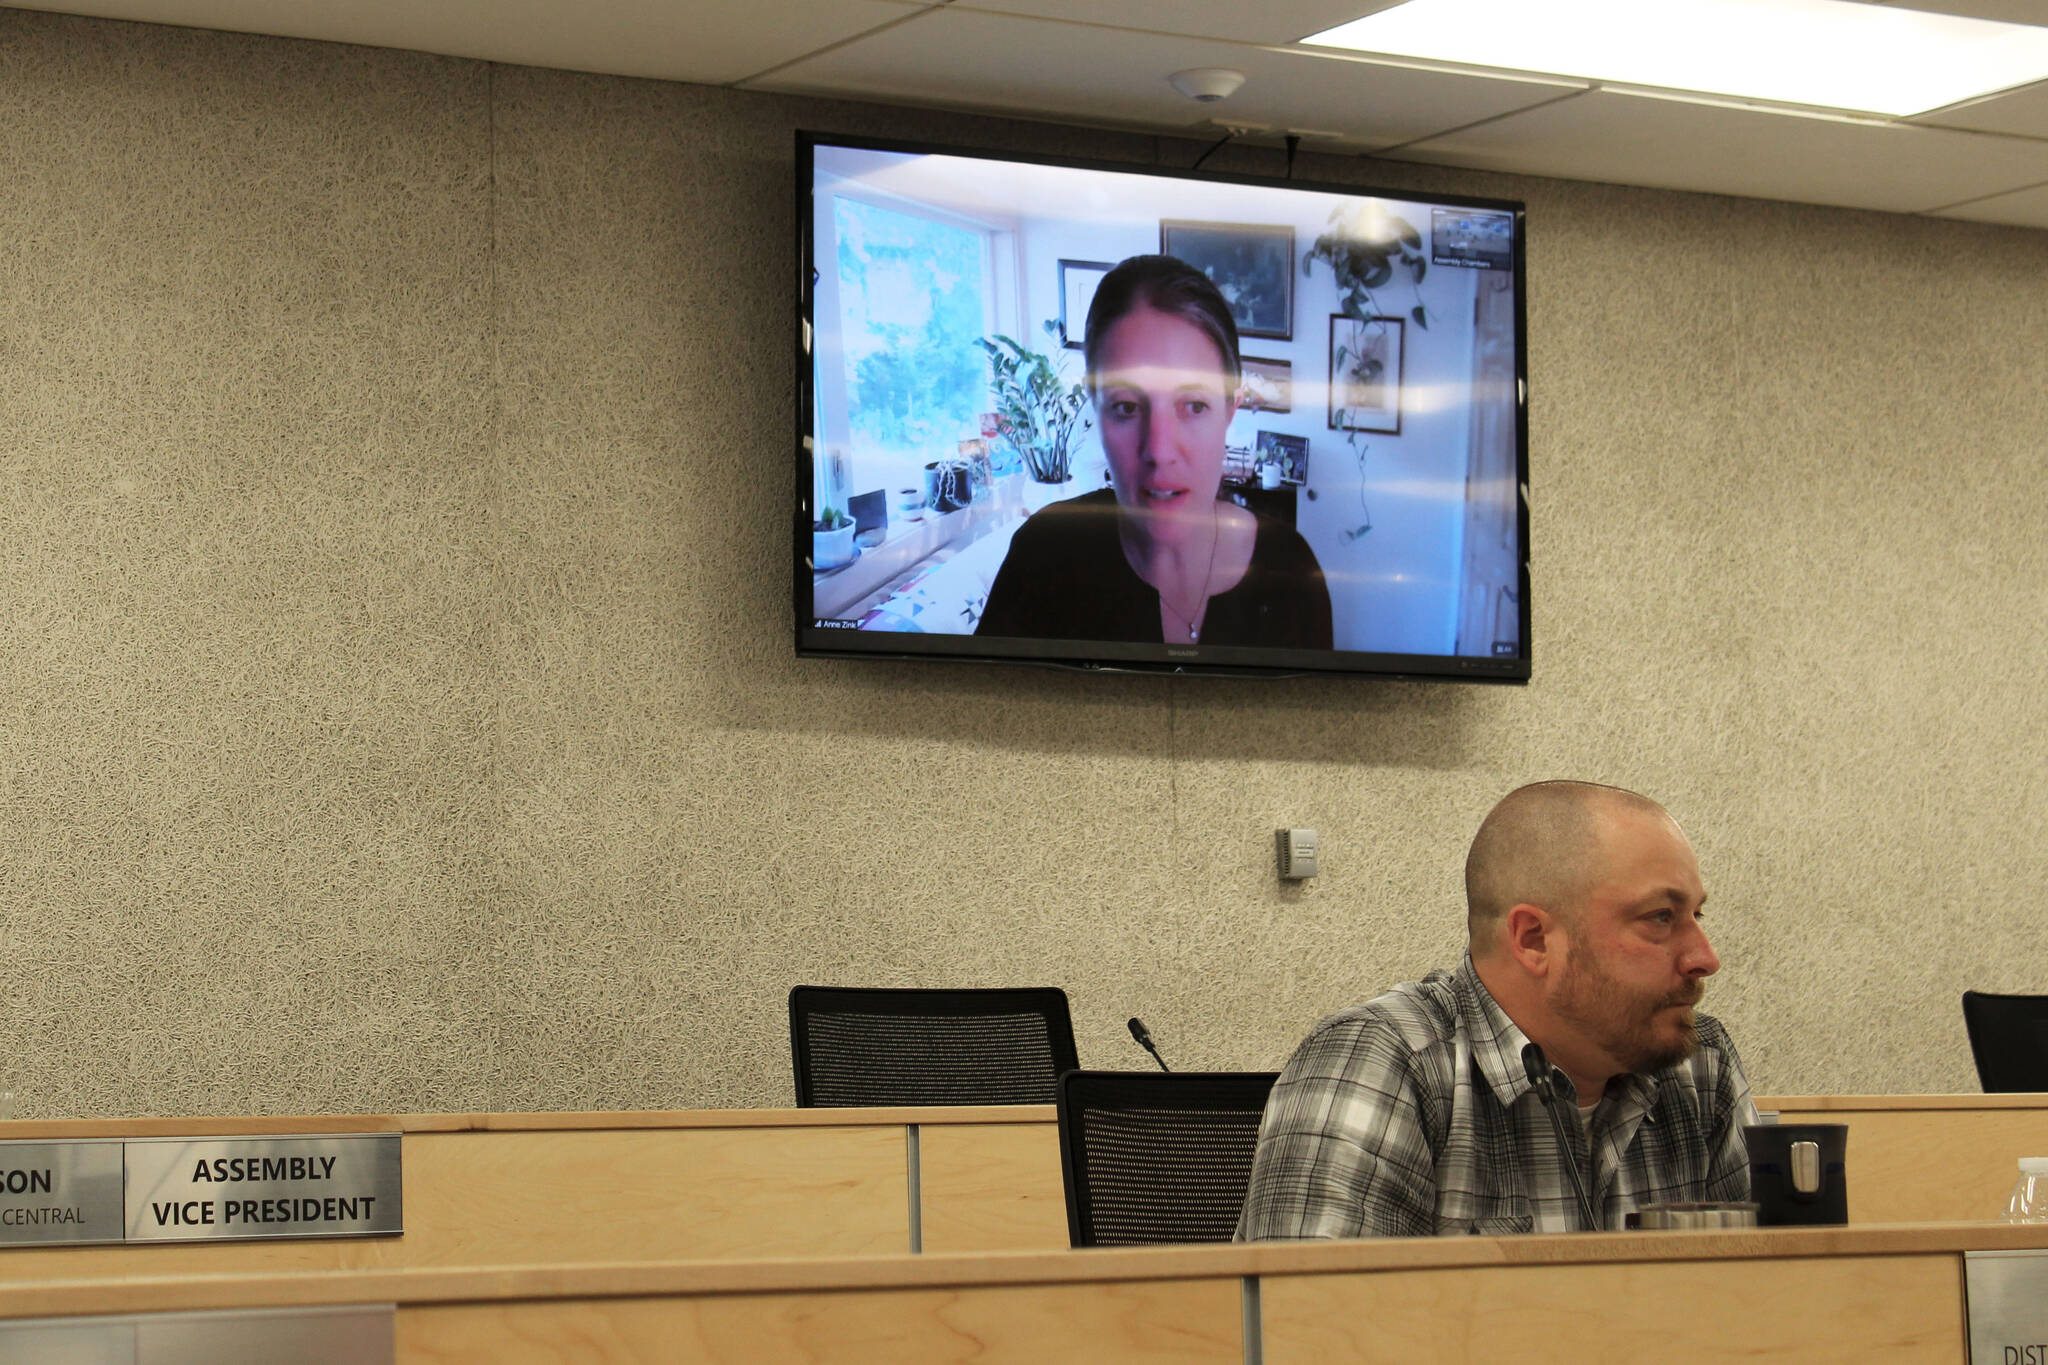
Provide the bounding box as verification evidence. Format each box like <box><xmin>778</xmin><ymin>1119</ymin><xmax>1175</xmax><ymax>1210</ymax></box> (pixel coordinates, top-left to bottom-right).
<box><xmin>1258</xmin><ymin>448</ymin><xmax>1284</xmax><ymax>490</ymax></box>
<box><xmin>977</xmin><ymin>320</ymin><xmax>1092</xmax><ymax>513</ymax></box>
<box><xmin>812</xmin><ymin>505</ymin><xmax>857</xmax><ymax>572</ymax></box>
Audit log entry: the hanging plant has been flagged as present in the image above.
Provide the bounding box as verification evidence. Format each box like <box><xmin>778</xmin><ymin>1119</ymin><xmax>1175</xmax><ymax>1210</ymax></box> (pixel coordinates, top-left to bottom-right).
<box><xmin>1304</xmin><ymin>204</ymin><xmax>1432</xmax><ymax>541</ymax></box>
<box><xmin>1303</xmin><ymin>203</ymin><xmax>1431</xmax><ymax>333</ymax></box>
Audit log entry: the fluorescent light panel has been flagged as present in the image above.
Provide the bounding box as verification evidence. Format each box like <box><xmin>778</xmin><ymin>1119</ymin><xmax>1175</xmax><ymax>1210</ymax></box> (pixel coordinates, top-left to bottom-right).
<box><xmin>1301</xmin><ymin>0</ymin><xmax>2048</xmax><ymax>117</ymax></box>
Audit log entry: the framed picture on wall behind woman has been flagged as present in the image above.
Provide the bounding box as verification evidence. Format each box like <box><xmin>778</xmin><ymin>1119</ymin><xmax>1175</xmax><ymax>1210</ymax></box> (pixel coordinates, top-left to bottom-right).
<box><xmin>1057</xmin><ymin>259</ymin><xmax>1111</xmax><ymax>350</ymax></box>
<box><xmin>1329</xmin><ymin>314</ymin><xmax>1404</xmax><ymax>435</ymax></box>
<box><xmin>1240</xmin><ymin>356</ymin><xmax>1292</xmax><ymax>413</ymax></box>
<box><xmin>1159</xmin><ymin>220</ymin><xmax>1294</xmax><ymax>340</ymax></box>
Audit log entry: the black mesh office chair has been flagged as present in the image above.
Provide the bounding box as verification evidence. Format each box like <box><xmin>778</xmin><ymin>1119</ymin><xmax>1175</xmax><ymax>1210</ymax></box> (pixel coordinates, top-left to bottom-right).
<box><xmin>788</xmin><ymin>986</ymin><xmax>1080</xmax><ymax>1107</ymax></box>
<box><xmin>1056</xmin><ymin>1069</ymin><xmax>1278</xmax><ymax>1247</ymax></box>
<box><xmin>1962</xmin><ymin>991</ymin><xmax>2048</xmax><ymax>1092</ymax></box>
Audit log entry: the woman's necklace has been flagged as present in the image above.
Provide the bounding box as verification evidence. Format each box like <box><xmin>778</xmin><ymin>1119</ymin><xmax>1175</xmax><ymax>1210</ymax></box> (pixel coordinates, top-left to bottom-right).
<box><xmin>1158</xmin><ymin>505</ymin><xmax>1221</xmax><ymax>643</ymax></box>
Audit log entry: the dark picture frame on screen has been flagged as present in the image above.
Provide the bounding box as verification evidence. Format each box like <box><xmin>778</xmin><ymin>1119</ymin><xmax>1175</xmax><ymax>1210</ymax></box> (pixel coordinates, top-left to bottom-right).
<box><xmin>1239</xmin><ymin>356</ymin><xmax>1292</xmax><ymax>413</ymax></box>
<box><xmin>1159</xmin><ymin>220</ymin><xmax>1295</xmax><ymax>340</ymax></box>
<box><xmin>1255</xmin><ymin>430</ymin><xmax>1310</xmax><ymax>487</ymax></box>
<box><xmin>1057</xmin><ymin>259</ymin><xmax>1110</xmax><ymax>350</ymax></box>
<box><xmin>1329</xmin><ymin>314</ymin><xmax>1404</xmax><ymax>435</ymax></box>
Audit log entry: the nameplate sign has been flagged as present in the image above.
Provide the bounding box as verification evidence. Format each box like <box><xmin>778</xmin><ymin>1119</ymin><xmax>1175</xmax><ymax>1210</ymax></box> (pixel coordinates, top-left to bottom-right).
<box><xmin>1965</xmin><ymin>1249</ymin><xmax>2048</xmax><ymax>1364</ymax></box>
<box><xmin>0</xmin><ymin>1141</ymin><xmax>123</xmax><ymax>1244</ymax></box>
<box><xmin>0</xmin><ymin>1135</ymin><xmax>400</xmax><ymax>1248</ymax></box>
<box><xmin>125</xmin><ymin>1135</ymin><xmax>402</xmax><ymax>1243</ymax></box>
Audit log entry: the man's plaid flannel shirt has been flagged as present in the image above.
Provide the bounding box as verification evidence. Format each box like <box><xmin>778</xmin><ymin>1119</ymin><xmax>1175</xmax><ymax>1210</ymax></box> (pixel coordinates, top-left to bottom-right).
<box><xmin>1237</xmin><ymin>954</ymin><xmax>1756</xmax><ymax>1239</ymax></box>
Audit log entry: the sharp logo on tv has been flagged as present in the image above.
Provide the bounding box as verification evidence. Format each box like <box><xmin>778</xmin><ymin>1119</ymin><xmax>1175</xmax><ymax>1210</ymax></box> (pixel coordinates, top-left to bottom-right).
<box><xmin>795</xmin><ymin>133</ymin><xmax>1529</xmax><ymax>683</ymax></box>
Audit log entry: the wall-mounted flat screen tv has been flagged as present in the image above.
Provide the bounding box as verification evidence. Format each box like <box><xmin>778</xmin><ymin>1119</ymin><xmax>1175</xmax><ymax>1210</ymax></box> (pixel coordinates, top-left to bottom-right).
<box><xmin>796</xmin><ymin>132</ymin><xmax>1529</xmax><ymax>682</ymax></box>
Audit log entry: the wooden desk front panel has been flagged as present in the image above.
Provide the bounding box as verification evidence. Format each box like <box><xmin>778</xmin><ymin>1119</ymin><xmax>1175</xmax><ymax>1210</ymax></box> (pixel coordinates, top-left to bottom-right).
<box><xmin>11</xmin><ymin>1226</ymin><xmax>2048</xmax><ymax>1363</ymax></box>
<box><xmin>0</xmin><ymin>1124</ymin><xmax>908</xmax><ymax>1277</ymax></box>
<box><xmin>917</xmin><ymin>1122</ymin><xmax>1068</xmax><ymax>1253</ymax></box>
<box><xmin>1260</xmin><ymin>1253</ymin><xmax>1965</xmax><ymax>1365</ymax></box>
<box><xmin>1769</xmin><ymin>1103</ymin><xmax>2048</xmax><ymax>1224</ymax></box>
<box><xmin>908</xmin><ymin>1098</ymin><xmax>2048</xmax><ymax>1247</ymax></box>
<box><xmin>397</xmin><ymin>1279</ymin><xmax>1242</xmax><ymax>1365</ymax></box>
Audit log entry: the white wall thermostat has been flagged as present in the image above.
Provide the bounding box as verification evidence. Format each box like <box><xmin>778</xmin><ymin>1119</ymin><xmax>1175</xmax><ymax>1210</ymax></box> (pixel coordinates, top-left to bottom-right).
<box><xmin>1276</xmin><ymin>828</ymin><xmax>1318</xmax><ymax>880</ymax></box>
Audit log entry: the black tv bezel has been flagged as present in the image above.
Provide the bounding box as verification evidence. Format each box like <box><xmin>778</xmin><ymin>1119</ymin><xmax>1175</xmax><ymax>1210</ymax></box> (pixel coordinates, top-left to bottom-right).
<box><xmin>794</xmin><ymin>130</ymin><xmax>1531</xmax><ymax>684</ymax></box>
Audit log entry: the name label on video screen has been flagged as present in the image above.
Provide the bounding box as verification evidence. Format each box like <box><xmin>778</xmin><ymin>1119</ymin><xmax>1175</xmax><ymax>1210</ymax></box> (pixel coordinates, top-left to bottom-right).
<box><xmin>1965</xmin><ymin>1250</ymin><xmax>2048</xmax><ymax>1364</ymax></box>
<box><xmin>0</xmin><ymin>1134</ymin><xmax>401</xmax><ymax>1247</ymax></box>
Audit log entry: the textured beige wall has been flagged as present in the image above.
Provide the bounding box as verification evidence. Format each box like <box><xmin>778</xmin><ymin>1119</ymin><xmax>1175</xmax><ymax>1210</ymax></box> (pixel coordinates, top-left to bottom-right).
<box><xmin>4</xmin><ymin>9</ymin><xmax>2046</xmax><ymax>1119</ymax></box>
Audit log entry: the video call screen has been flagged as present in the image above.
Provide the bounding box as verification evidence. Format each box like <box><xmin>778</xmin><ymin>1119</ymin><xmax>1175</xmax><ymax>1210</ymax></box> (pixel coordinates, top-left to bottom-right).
<box><xmin>797</xmin><ymin>135</ymin><xmax>1529</xmax><ymax>682</ymax></box>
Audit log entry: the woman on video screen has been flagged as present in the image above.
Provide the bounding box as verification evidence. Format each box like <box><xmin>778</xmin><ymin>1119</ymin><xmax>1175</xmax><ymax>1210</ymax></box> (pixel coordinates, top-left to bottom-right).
<box><xmin>976</xmin><ymin>254</ymin><xmax>1332</xmax><ymax>649</ymax></box>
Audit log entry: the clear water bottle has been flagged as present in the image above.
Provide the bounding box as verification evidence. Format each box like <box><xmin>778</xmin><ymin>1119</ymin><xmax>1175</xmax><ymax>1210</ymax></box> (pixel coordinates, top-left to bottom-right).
<box><xmin>2002</xmin><ymin>1158</ymin><xmax>2048</xmax><ymax>1223</ymax></box>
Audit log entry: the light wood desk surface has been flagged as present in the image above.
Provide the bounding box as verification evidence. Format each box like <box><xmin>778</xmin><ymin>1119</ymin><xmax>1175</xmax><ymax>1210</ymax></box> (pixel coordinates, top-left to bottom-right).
<box><xmin>3</xmin><ymin>1095</ymin><xmax>2042</xmax><ymax>1274</ymax></box>
<box><xmin>0</xmin><ymin>1107</ymin><xmax>1036</xmax><ymax>1277</ymax></box>
<box><xmin>4</xmin><ymin>1222</ymin><xmax>2045</xmax><ymax>1364</ymax></box>
<box><xmin>1765</xmin><ymin>1094</ymin><xmax>2048</xmax><ymax>1224</ymax></box>
<box><xmin>0</xmin><ymin>1106</ymin><xmax>1047</xmax><ymax>1139</ymax></box>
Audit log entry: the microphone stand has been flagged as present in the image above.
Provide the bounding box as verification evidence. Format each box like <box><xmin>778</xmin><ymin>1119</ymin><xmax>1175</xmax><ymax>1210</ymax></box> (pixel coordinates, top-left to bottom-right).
<box><xmin>1128</xmin><ymin>1018</ymin><xmax>1170</xmax><ymax>1072</ymax></box>
<box><xmin>1522</xmin><ymin>1042</ymin><xmax>1599</xmax><ymax>1231</ymax></box>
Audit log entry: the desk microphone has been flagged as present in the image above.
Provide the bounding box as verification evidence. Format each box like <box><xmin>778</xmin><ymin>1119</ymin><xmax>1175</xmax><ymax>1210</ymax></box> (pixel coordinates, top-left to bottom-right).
<box><xmin>1128</xmin><ymin>1018</ymin><xmax>1170</xmax><ymax>1072</ymax></box>
<box><xmin>1521</xmin><ymin>1042</ymin><xmax>1599</xmax><ymax>1232</ymax></box>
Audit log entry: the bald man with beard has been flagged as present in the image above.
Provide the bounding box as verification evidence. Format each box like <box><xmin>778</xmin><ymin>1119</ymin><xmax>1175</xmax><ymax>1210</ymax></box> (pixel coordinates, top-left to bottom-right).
<box><xmin>1237</xmin><ymin>781</ymin><xmax>1757</xmax><ymax>1239</ymax></box>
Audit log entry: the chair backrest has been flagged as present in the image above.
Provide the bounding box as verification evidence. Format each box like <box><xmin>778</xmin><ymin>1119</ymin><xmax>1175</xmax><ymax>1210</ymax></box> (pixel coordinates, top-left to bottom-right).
<box><xmin>1962</xmin><ymin>991</ymin><xmax>2048</xmax><ymax>1092</ymax></box>
<box><xmin>1056</xmin><ymin>1069</ymin><xmax>1278</xmax><ymax>1247</ymax></box>
<box><xmin>788</xmin><ymin>986</ymin><xmax>1080</xmax><ymax>1107</ymax></box>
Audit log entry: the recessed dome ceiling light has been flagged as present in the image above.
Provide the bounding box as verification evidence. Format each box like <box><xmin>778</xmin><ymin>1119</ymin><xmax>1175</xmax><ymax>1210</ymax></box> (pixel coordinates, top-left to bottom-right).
<box><xmin>1169</xmin><ymin>68</ymin><xmax>1248</xmax><ymax>103</ymax></box>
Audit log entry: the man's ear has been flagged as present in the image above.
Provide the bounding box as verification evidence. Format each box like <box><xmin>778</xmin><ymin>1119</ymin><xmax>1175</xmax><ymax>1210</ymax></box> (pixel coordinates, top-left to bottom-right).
<box><xmin>1505</xmin><ymin>903</ymin><xmax>1560</xmax><ymax>976</ymax></box>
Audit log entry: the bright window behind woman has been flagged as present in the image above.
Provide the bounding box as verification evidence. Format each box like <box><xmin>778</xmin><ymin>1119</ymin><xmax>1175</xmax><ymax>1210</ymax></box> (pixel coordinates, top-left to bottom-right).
<box><xmin>830</xmin><ymin>197</ymin><xmax>992</xmax><ymax>495</ymax></box>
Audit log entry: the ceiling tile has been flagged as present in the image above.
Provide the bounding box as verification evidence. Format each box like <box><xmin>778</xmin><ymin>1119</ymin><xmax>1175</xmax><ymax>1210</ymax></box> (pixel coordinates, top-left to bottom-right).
<box><xmin>11</xmin><ymin>0</ymin><xmax>923</xmax><ymax>84</ymax></box>
<box><xmin>30</xmin><ymin>0</ymin><xmax>2048</xmax><ymax>223</ymax></box>
<box><xmin>1931</xmin><ymin>180</ymin><xmax>2048</xmax><ymax>227</ymax></box>
<box><xmin>1860</xmin><ymin>0</ymin><xmax>2048</xmax><ymax>24</ymax></box>
<box><xmin>1912</xmin><ymin>79</ymin><xmax>2048</xmax><ymax>138</ymax></box>
<box><xmin>949</xmin><ymin>0</ymin><xmax>1411</xmax><ymax>47</ymax></box>
<box><xmin>745</xmin><ymin>6</ymin><xmax>1580</xmax><ymax>153</ymax></box>
<box><xmin>1388</xmin><ymin>89</ymin><xmax>2048</xmax><ymax>214</ymax></box>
